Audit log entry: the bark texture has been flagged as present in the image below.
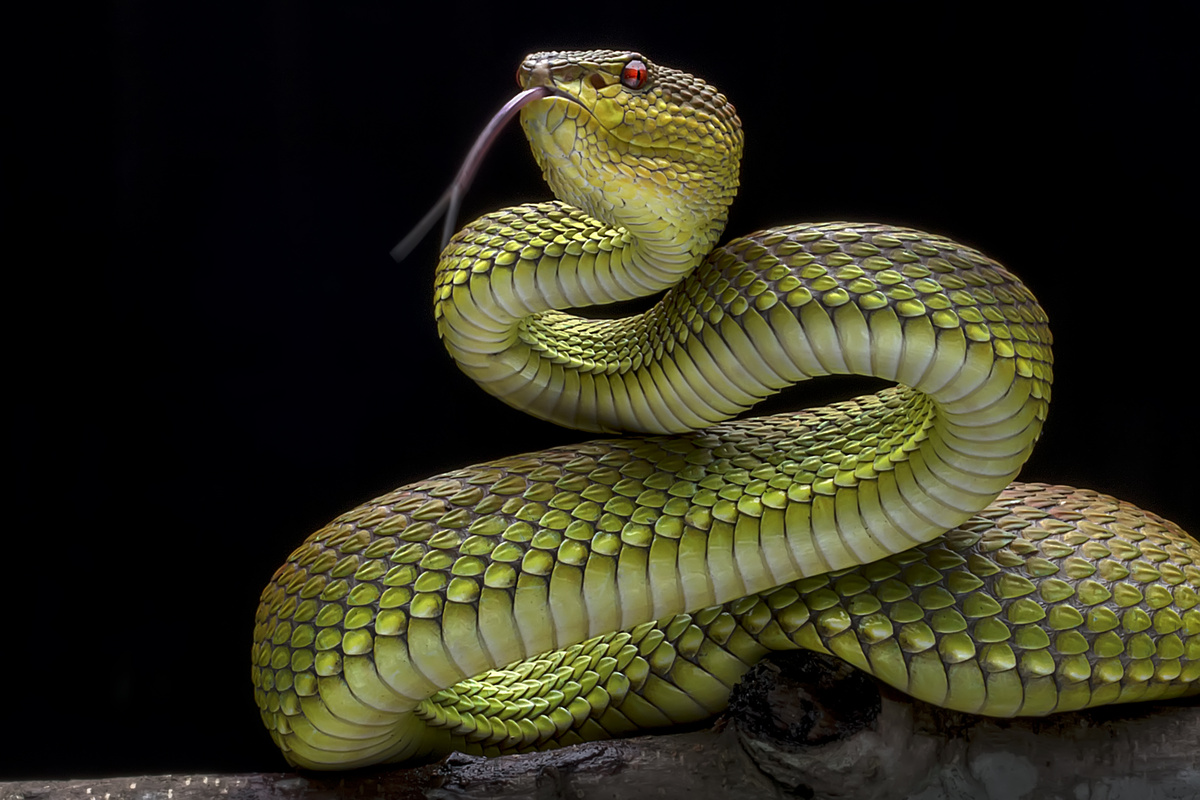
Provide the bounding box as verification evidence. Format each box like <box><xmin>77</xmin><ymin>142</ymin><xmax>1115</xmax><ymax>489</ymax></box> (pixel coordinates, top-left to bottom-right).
<box><xmin>5</xmin><ymin>655</ymin><xmax>1197</xmax><ymax>800</ymax></box>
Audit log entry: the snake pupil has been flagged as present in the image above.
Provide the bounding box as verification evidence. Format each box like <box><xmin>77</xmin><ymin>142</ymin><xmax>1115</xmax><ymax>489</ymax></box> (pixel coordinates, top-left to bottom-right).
<box><xmin>621</xmin><ymin>59</ymin><xmax>648</xmax><ymax>89</ymax></box>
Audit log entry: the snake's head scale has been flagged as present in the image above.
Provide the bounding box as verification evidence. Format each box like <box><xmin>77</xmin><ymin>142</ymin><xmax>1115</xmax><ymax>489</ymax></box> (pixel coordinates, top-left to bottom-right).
<box><xmin>516</xmin><ymin>50</ymin><xmax>745</xmax><ymax>264</ymax></box>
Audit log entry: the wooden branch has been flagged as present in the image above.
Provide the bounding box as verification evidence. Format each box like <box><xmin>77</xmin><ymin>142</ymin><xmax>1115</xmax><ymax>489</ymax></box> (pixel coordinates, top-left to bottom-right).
<box><xmin>0</xmin><ymin>770</ymin><xmax>439</xmax><ymax>800</ymax></box>
<box><xmin>5</xmin><ymin>654</ymin><xmax>1197</xmax><ymax>800</ymax></box>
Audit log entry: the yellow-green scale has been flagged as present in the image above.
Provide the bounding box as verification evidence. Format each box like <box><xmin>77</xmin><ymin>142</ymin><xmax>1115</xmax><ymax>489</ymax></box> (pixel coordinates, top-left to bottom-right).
<box><xmin>252</xmin><ymin>376</ymin><xmax>1038</xmax><ymax>766</ymax></box>
<box><xmin>397</xmin><ymin>485</ymin><xmax>1200</xmax><ymax>755</ymax></box>
<box><xmin>251</xmin><ymin>50</ymin><xmax>1195</xmax><ymax>771</ymax></box>
<box><xmin>254</xmin><ymin>474</ymin><xmax>1200</xmax><ymax>761</ymax></box>
<box><xmin>258</xmin><ymin>220</ymin><xmax>1065</xmax><ymax>762</ymax></box>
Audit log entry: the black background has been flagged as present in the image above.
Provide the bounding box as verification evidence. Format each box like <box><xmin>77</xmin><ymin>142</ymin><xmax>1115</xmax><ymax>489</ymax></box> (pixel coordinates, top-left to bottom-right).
<box><xmin>7</xmin><ymin>2</ymin><xmax>1196</xmax><ymax>780</ymax></box>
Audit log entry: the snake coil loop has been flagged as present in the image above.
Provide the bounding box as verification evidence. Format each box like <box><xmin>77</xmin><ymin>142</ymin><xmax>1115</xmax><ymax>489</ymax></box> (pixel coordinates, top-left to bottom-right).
<box><xmin>252</xmin><ymin>50</ymin><xmax>1200</xmax><ymax>770</ymax></box>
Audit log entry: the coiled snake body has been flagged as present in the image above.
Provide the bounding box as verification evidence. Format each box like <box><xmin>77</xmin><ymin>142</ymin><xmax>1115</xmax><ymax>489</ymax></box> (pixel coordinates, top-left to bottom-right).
<box><xmin>252</xmin><ymin>50</ymin><xmax>1200</xmax><ymax>769</ymax></box>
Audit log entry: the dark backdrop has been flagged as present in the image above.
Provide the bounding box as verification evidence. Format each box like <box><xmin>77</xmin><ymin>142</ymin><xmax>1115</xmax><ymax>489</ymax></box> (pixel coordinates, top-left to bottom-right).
<box><xmin>7</xmin><ymin>2</ymin><xmax>1195</xmax><ymax>780</ymax></box>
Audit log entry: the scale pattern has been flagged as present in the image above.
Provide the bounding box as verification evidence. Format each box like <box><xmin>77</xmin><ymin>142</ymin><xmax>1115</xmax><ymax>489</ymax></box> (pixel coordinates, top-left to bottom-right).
<box><xmin>412</xmin><ymin>484</ymin><xmax>1200</xmax><ymax>751</ymax></box>
<box><xmin>252</xmin><ymin>427</ymin><xmax>1200</xmax><ymax>762</ymax></box>
<box><xmin>252</xmin><ymin>50</ymin><xmax>1199</xmax><ymax>769</ymax></box>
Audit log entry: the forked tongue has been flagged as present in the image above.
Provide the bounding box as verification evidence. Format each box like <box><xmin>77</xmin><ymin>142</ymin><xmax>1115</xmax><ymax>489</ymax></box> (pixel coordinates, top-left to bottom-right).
<box><xmin>390</xmin><ymin>86</ymin><xmax>556</xmax><ymax>263</ymax></box>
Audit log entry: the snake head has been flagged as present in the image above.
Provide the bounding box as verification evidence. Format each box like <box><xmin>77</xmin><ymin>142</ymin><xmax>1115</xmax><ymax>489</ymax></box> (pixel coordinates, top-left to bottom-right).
<box><xmin>517</xmin><ymin>50</ymin><xmax>744</xmax><ymax>264</ymax></box>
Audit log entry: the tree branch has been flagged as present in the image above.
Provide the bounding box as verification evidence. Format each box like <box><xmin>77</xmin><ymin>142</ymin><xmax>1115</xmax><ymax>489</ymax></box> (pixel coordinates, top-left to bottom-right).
<box><xmin>6</xmin><ymin>655</ymin><xmax>1197</xmax><ymax>800</ymax></box>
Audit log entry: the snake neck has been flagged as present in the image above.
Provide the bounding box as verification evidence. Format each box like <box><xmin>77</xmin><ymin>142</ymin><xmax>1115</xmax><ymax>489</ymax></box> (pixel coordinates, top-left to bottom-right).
<box><xmin>432</xmin><ymin>50</ymin><xmax>751</xmax><ymax>430</ymax></box>
<box><xmin>432</xmin><ymin>195</ymin><xmax>722</xmax><ymax>429</ymax></box>
<box><xmin>432</xmin><ymin>174</ymin><xmax>747</xmax><ymax>434</ymax></box>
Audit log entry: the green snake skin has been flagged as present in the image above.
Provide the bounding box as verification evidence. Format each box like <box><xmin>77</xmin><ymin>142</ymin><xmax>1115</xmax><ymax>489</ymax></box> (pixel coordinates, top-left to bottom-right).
<box><xmin>251</xmin><ymin>50</ymin><xmax>1200</xmax><ymax>769</ymax></box>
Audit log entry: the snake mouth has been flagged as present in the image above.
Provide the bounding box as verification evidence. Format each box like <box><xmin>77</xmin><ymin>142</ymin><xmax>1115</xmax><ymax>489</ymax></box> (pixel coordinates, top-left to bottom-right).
<box><xmin>516</xmin><ymin>82</ymin><xmax>629</xmax><ymax>152</ymax></box>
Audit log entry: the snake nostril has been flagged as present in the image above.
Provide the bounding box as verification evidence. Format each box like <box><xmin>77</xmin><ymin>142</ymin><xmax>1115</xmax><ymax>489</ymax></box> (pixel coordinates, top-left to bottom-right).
<box><xmin>588</xmin><ymin>73</ymin><xmax>606</xmax><ymax>91</ymax></box>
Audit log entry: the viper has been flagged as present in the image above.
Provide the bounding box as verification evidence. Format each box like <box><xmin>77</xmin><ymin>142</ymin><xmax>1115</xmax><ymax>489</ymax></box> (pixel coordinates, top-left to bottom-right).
<box><xmin>251</xmin><ymin>50</ymin><xmax>1200</xmax><ymax>770</ymax></box>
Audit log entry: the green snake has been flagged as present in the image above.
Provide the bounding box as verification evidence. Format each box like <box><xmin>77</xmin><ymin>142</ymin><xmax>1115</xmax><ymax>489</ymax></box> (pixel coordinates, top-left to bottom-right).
<box><xmin>251</xmin><ymin>50</ymin><xmax>1200</xmax><ymax>770</ymax></box>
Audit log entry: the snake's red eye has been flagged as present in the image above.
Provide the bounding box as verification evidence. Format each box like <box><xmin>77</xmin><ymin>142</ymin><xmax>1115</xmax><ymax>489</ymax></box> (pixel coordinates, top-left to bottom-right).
<box><xmin>621</xmin><ymin>59</ymin><xmax>648</xmax><ymax>90</ymax></box>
